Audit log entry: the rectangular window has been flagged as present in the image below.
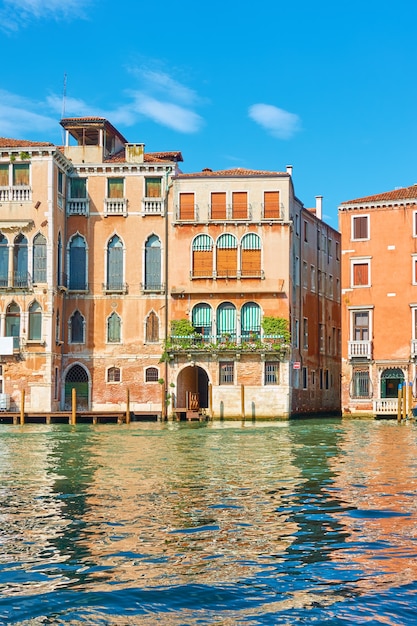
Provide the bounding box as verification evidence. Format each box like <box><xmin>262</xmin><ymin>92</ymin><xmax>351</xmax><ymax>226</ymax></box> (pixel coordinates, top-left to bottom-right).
<box><xmin>303</xmin><ymin>261</ymin><xmax>308</xmax><ymax>288</ymax></box>
<box><xmin>336</xmin><ymin>241</ymin><xmax>340</xmax><ymax>260</ymax></box>
<box><xmin>303</xmin><ymin>317</ymin><xmax>308</xmax><ymax>349</ymax></box>
<box><xmin>352</xmin><ymin>368</ymin><xmax>371</xmax><ymax>398</ymax></box>
<box><xmin>413</xmin><ymin>256</ymin><xmax>417</xmax><ymax>285</ymax></box>
<box><xmin>58</xmin><ymin>170</ymin><xmax>64</xmax><ymax>195</ymax></box>
<box><xmin>302</xmin><ymin>366</ymin><xmax>308</xmax><ymax>390</ymax></box>
<box><xmin>303</xmin><ymin>221</ymin><xmax>308</xmax><ymax>242</ymax></box>
<box><xmin>179</xmin><ymin>192</ymin><xmax>195</xmax><ymax>220</ymax></box>
<box><xmin>70</xmin><ymin>177</ymin><xmax>87</xmax><ymax>198</ymax></box>
<box><xmin>107</xmin><ymin>178</ymin><xmax>124</xmax><ymax>198</ymax></box>
<box><xmin>145</xmin><ymin>177</ymin><xmax>162</xmax><ymax>198</ymax></box>
<box><xmin>0</xmin><ymin>164</ymin><xmax>9</xmax><ymax>186</ymax></box>
<box><xmin>295</xmin><ymin>256</ymin><xmax>300</xmax><ymax>286</ymax></box>
<box><xmin>232</xmin><ymin>191</ymin><xmax>248</xmax><ymax>219</ymax></box>
<box><xmin>211</xmin><ymin>192</ymin><xmax>226</xmax><ymax>219</ymax></box>
<box><xmin>263</xmin><ymin>191</ymin><xmax>280</xmax><ymax>219</ymax></box>
<box><xmin>353</xmin><ymin>311</ymin><xmax>369</xmax><ymax>341</ymax></box>
<box><xmin>319</xmin><ymin>324</ymin><xmax>325</xmax><ymax>353</ymax></box>
<box><xmin>310</xmin><ymin>265</ymin><xmax>316</xmax><ymax>292</ymax></box>
<box><xmin>265</xmin><ymin>361</ymin><xmax>279</xmax><ymax>385</ymax></box>
<box><xmin>219</xmin><ymin>361</ymin><xmax>234</xmax><ymax>384</ymax></box>
<box><xmin>352</xmin><ymin>260</ymin><xmax>370</xmax><ymax>287</ymax></box>
<box><xmin>13</xmin><ymin>163</ymin><xmax>29</xmax><ymax>186</ymax></box>
<box><xmin>293</xmin><ymin>319</ymin><xmax>299</xmax><ymax>348</ymax></box>
<box><xmin>352</xmin><ymin>215</ymin><xmax>369</xmax><ymax>240</ymax></box>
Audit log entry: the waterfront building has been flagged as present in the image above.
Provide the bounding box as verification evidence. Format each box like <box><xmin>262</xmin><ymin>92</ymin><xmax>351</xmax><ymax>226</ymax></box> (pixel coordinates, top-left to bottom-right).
<box><xmin>0</xmin><ymin>117</ymin><xmax>340</xmax><ymax>418</ymax></box>
<box><xmin>339</xmin><ymin>184</ymin><xmax>417</xmax><ymax>417</ymax></box>
<box><xmin>166</xmin><ymin>167</ymin><xmax>341</xmax><ymax>418</ymax></box>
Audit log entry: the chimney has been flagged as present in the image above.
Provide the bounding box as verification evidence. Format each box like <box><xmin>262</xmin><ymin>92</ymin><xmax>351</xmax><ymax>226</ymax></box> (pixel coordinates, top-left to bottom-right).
<box><xmin>315</xmin><ymin>195</ymin><xmax>323</xmax><ymax>220</ymax></box>
<box><xmin>125</xmin><ymin>143</ymin><xmax>145</xmax><ymax>163</ymax></box>
<box><xmin>286</xmin><ymin>165</ymin><xmax>293</xmax><ymax>177</ymax></box>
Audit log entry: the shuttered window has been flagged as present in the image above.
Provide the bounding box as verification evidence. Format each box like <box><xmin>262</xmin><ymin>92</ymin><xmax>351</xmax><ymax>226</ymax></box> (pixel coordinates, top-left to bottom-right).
<box><xmin>241</xmin><ymin>233</ymin><xmax>261</xmax><ymax>277</ymax></box>
<box><xmin>0</xmin><ymin>234</ymin><xmax>8</xmax><ymax>287</ymax></box>
<box><xmin>146</xmin><ymin>311</ymin><xmax>159</xmax><ymax>343</ymax></box>
<box><xmin>192</xmin><ymin>303</ymin><xmax>212</xmax><ymax>339</ymax></box>
<box><xmin>13</xmin><ymin>164</ymin><xmax>29</xmax><ymax>186</ymax></box>
<box><xmin>0</xmin><ymin>164</ymin><xmax>8</xmax><ymax>186</ymax></box>
<box><xmin>217</xmin><ymin>234</ymin><xmax>237</xmax><ymax>277</ymax></box>
<box><xmin>263</xmin><ymin>191</ymin><xmax>280</xmax><ymax>218</ymax></box>
<box><xmin>145</xmin><ymin>178</ymin><xmax>162</xmax><ymax>197</ymax></box>
<box><xmin>28</xmin><ymin>302</ymin><xmax>42</xmax><ymax>341</ymax></box>
<box><xmin>33</xmin><ymin>233</ymin><xmax>47</xmax><ymax>283</ymax></box>
<box><xmin>352</xmin><ymin>215</ymin><xmax>369</xmax><ymax>240</ymax></box>
<box><xmin>192</xmin><ymin>235</ymin><xmax>213</xmax><ymax>277</ymax></box>
<box><xmin>179</xmin><ymin>193</ymin><xmax>195</xmax><ymax>220</ymax></box>
<box><xmin>241</xmin><ymin>302</ymin><xmax>261</xmax><ymax>340</ymax></box>
<box><xmin>69</xmin><ymin>235</ymin><xmax>87</xmax><ymax>290</ymax></box>
<box><xmin>352</xmin><ymin>262</ymin><xmax>369</xmax><ymax>286</ymax></box>
<box><xmin>217</xmin><ymin>302</ymin><xmax>236</xmax><ymax>340</ymax></box>
<box><xmin>107</xmin><ymin>178</ymin><xmax>124</xmax><ymax>198</ymax></box>
<box><xmin>107</xmin><ymin>235</ymin><xmax>123</xmax><ymax>290</ymax></box>
<box><xmin>232</xmin><ymin>191</ymin><xmax>247</xmax><ymax>219</ymax></box>
<box><xmin>107</xmin><ymin>312</ymin><xmax>121</xmax><ymax>343</ymax></box>
<box><xmin>211</xmin><ymin>192</ymin><xmax>226</xmax><ymax>219</ymax></box>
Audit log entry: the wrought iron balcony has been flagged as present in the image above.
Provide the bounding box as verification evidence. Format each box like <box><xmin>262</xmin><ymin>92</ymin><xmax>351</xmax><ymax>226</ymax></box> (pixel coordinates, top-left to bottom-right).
<box><xmin>102</xmin><ymin>281</ymin><xmax>128</xmax><ymax>294</ymax></box>
<box><xmin>140</xmin><ymin>282</ymin><xmax>165</xmax><ymax>293</ymax></box>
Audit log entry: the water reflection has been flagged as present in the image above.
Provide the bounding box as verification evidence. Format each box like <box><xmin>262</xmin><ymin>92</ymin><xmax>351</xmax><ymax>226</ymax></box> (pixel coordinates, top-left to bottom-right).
<box><xmin>0</xmin><ymin>419</ymin><xmax>417</xmax><ymax>623</ymax></box>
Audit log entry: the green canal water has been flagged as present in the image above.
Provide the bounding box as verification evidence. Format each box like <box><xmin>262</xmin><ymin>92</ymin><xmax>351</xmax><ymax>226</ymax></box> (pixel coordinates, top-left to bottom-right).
<box><xmin>1</xmin><ymin>418</ymin><xmax>417</xmax><ymax>624</ymax></box>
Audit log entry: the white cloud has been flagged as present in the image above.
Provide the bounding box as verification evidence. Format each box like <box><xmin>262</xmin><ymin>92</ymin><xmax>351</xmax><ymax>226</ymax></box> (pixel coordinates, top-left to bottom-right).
<box><xmin>131</xmin><ymin>94</ymin><xmax>203</xmax><ymax>133</ymax></box>
<box><xmin>0</xmin><ymin>0</ymin><xmax>90</xmax><ymax>32</ymax></box>
<box><xmin>248</xmin><ymin>103</ymin><xmax>301</xmax><ymax>139</ymax></box>
<box><xmin>0</xmin><ymin>90</ymin><xmax>57</xmax><ymax>137</ymax></box>
<box><xmin>136</xmin><ymin>69</ymin><xmax>201</xmax><ymax>106</ymax></box>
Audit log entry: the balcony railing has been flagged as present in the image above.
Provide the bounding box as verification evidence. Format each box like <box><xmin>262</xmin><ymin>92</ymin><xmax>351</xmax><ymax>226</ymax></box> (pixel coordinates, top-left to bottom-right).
<box><xmin>373</xmin><ymin>399</ymin><xmax>398</xmax><ymax>414</ymax></box>
<box><xmin>143</xmin><ymin>198</ymin><xmax>164</xmax><ymax>215</ymax></box>
<box><xmin>0</xmin><ymin>272</ymin><xmax>33</xmax><ymax>290</ymax></box>
<box><xmin>67</xmin><ymin>199</ymin><xmax>89</xmax><ymax>216</ymax></box>
<box><xmin>175</xmin><ymin>205</ymin><xmax>199</xmax><ymax>221</ymax></box>
<box><xmin>102</xmin><ymin>281</ymin><xmax>128</xmax><ymax>294</ymax></box>
<box><xmin>104</xmin><ymin>198</ymin><xmax>127</xmax><ymax>217</ymax></box>
<box><xmin>208</xmin><ymin>205</ymin><xmax>253</xmax><ymax>221</ymax></box>
<box><xmin>0</xmin><ymin>186</ymin><xmax>32</xmax><ymax>202</ymax></box>
<box><xmin>166</xmin><ymin>334</ymin><xmax>288</xmax><ymax>356</ymax></box>
<box><xmin>140</xmin><ymin>282</ymin><xmax>165</xmax><ymax>293</ymax></box>
<box><xmin>348</xmin><ymin>340</ymin><xmax>372</xmax><ymax>359</ymax></box>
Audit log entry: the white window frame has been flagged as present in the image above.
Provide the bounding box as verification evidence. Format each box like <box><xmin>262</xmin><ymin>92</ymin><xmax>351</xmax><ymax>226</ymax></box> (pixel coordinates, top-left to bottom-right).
<box><xmin>351</xmin><ymin>214</ymin><xmax>370</xmax><ymax>241</ymax></box>
<box><xmin>351</xmin><ymin>258</ymin><xmax>371</xmax><ymax>288</ymax></box>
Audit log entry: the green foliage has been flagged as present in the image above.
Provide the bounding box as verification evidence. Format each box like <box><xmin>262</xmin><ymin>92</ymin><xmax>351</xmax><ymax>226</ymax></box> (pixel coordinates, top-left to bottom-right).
<box><xmin>170</xmin><ymin>319</ymin><xmax>195</xmax><ymax>336</ymax></box>
<box><xmin>261</xmin><ymin>316</ymin><xmax>290</xmax><ymax>343</ymax></box>
<box><xmin>19</xmin><ymin>151</ymin><xmax>30</xmax><ymax>160</ymax></box>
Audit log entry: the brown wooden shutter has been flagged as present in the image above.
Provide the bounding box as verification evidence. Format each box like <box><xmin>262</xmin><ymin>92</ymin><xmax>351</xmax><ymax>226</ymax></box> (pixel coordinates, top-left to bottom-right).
<box><xmin>353</xmin><ymin>216</ymin><xmax>368</xmax><ymax>239</ymax></box>
<box><xmin>232</xmin><ymin>192</ymin><xmax>247</xmax><ymax>219</ymax></box>
<box><xmin>146</xmin><ymin>311</ymin><xmax>159</xmax><ymax>342</ymax></box>
<box><xmin>193</xmin><ymin>250</ymin><xmax>213</xmax><ymax>277</ymax></box>
<box><xmin>217</xmin><ymin>248</ymin><xmax>237</xmax><ymax>277</ymax></box>
<box><xmin>179</xmin><ymin>193</ymin><xmax>195</xmax><ymax>220</ymax></box>
<box><xmin>241</xmin><ymin>249</ymin><xmax>261</xmax><ymax>276</ymax></box>
<box><xmin>264</xmin><ymin>191</ymin><xmax>280</xmax><ymax>218</ymax></box>
<box><xmin>353</xmin><ymin>263</ymin><xmax>368</xmax><ymax>285</ymax></box>
<box><xmin>211</xmin><ymin>192</ymin><xmax>226</xmax><ymax>219</ymax></box>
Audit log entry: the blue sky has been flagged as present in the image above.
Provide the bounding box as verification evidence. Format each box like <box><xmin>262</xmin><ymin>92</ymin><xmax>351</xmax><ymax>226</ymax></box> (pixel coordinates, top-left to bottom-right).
<box><xmin>0</xmin><ymin>0</ymin><xmax>416</xmax><ymax>229</ymax></box>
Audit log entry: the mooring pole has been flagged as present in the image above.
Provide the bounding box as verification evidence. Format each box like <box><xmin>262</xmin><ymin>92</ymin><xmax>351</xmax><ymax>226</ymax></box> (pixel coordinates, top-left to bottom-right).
<box><xmin>71</xmin><ymin>387</ymin><xmax>77</xmax><ymax>425</ymax></box>
<box><xmin>241</xmin><ymin>384</ymin><xmax>245</xmax><ymax>420</ymax></box>
<box><xmin>208</xmin><ymin>383</ymin><xmax>213</xmax><ymax>420</ymax></box>
<box><xmin>397</xmin><ymin>384</ymin><xmax>402</xmax><ymax>422</ymax></box>
<box><xmin>408</xmin><ymin>382</ymin><xmax>413</xmax><ymax>419</ymax></box>
<box><xmin>20</xmin><ymin>389</ymin><xmax>25</xmax><ymax>425</ymax></box>
<box><xmin>126</xmin><ymin>387</ymin><xmax>130</xmax><ymax>424</ymax></box>
<box><xmin>402</xmin><ymin>383</ymin><xmax>407</xmax><ymax>421</ymax></box>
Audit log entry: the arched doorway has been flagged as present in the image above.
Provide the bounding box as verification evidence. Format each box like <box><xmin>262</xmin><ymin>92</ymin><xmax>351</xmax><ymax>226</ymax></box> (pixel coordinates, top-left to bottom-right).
<box><xmin>64</xmin><ymin>364</ymin><xmax>90</xmax><ymax>410</ymax></box>
<box><xmin>380</xmin><ymin>367</ymin><xmax>404</xmax><ymax>399</ymax></box>
<box><xmin>176</xmin><ymin>366</ymin><xmax>209</xmax><ymax>411</ymax></box>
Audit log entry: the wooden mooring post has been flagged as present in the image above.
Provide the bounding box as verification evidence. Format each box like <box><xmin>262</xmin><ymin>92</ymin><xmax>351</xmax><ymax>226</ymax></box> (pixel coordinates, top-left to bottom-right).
<box><xmin>20</xmin><ymin>389</ymin><xmax>25</xmax><ymax>425</ymax></box>
<box><xmin>126</xmin><ymin>388</ymin><xmax>131</xmax><ymax>424</ymax></box>
<box><xmin>71</xmin><ymin>388</ymin><xmax>77</xmax><ymax>425</ymax></box>
<box><xmin>241</xmin><ymin>384</ymin><xmax>245</xmax><ymax>420</ymax></box>
<box><xmin>397</xmin><ymin>385</ymin><xmax>402</xmax><ymax>422</ymax></box>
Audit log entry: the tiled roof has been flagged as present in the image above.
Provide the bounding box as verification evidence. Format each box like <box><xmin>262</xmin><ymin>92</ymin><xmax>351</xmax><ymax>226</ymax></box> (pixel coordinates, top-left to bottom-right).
<box><xmin>104</xmin><ymin>149</ymin><xmax>183</xmax><ymax>163</ymax></box>
<box><xmin>176</xmin><ymin>167</ymin><xmax>287</xmax><ymax>178</ymax></box>
<box><xmin>0</xmin><ymin>137</ymin><xmax>54</xmax><ymax>148</ymax></box>
<box><xmin>340</xmin><ymin>184</ymin><xmax>417</xmax><ymax>205</ymax></box>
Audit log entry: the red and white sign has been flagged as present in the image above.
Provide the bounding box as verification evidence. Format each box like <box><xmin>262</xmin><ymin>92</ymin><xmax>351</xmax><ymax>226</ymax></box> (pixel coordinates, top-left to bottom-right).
<box><xmin>293</xmin><ymin>361</ymin><xmax>301</xmax><ymax>369</ymax></box>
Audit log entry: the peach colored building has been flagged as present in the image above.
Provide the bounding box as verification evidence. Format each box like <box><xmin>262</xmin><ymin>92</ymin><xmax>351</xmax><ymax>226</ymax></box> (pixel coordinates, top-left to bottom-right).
<box><xmin>166</xmin><ymin>167</ymin><xmax>341</xmax><ymax>418</ymax></box>
<box><xmin>0</xmin><ymin>117</ymin><xmax>341</xmax><ymax>419</ymax></box>
<box><xmin>339</xmin><ymin>184</ymin><xmax>417</xmax><ymax>417</ymax></box>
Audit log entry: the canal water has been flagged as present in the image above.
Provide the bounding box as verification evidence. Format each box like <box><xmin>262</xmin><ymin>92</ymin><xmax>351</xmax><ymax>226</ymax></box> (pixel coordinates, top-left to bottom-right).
<box><xmin>1</xmin><ymin>418</ymin><xmax>417</xmax><ymax>625</ymax></box>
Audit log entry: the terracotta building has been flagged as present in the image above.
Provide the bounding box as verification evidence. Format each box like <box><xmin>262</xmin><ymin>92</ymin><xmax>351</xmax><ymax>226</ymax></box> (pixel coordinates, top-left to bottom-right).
<box><xmin>0</xmin><ymin>117</ymin><xmax>340</xmax><ymax>418</ymax></box>
<box><xmin>339</xmin><ymin>184</ymin><xmax>417</xmax><ymax>417</ymax></box>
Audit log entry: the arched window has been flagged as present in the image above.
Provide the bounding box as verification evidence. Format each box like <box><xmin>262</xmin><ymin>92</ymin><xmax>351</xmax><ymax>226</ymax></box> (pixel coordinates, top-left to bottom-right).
<box><xmin>107</xmin><ymin>366</ymin><xmax>121</xmax><ymax>383</ymax></box>
<box><xmin>0</xmin><ymin>234</ymin><xmax>8</xmax><ymax>287</ymax></box>
<box><xmin>33</xmin><ymin>233</ymin><xmax>47</xmax><ymax>283</ymax></box>
<box><xmin>146</xmin><ymin>311</ymin><xmax>159</xmax><ymax>343</ymax></box>
<box><xmin>106</xmin><ymin>235</ymin><xmax>123</xmax><ymax>290</ymax></box>
<box><xmin>107</xmin><ymin>312</ymin><xmax>121</xmax><ymax>343</ymax></box>
<box><xmin>55</xmin><ymin>309</ymin><xmax>61</xmax><ymax>343</ymax></box>
<box><xmin>144</xmin><ymin>235</ymin><xmax>162</xmax><ymax>290</ymax></box>
<box><xmin>69</xmin><ymin>234</ymin><xmax>87</xmax><ymax>290</ymax></box>
<box><xmin>70</xmin><ymin>310</ymin><xmax>85</xmax><ymax>343</ymax></box>
<box><xmin>241</xmin><ymin>233</ymin><xmax>261</xmax><ymax>277</ymax></box>
<box><xmin>145</xmin><ymin>367</ymin><xmax>159</xmax><ymax>382</ymax></box>
<box><xmin>192</xmin><ymin>234</ymin><xmax>213</xmax><ymax>278</ymax></box>
<box><xmin>216</xmin><ymin>302</ymin><xmax>236</xmax><ymax>341</ymax></box>
<box><xmin>217</xmin><ymin>234</ymin><xmax>237</xmax><ymax>278</ymax></box>
<box><xmin>192</xmin><ymin>303</ymin><xmax>212</xmax><ymax>341</ymax></box>
<box><xmin>28</xmin><ymin>301</ymin><xmax>42</xmax><ymax>341</ymax></box>
<box><xmin>380</xmin><ymin>368</ymin><xmax>404</xmax><ymax>399</ymax></box>
<box><xmin>241</xmin><ymin>302</ymin><xmax>261</xmax><ymax>341</ymax></box>
<box><xmin>6</xmin><ymin>302</ymin><xmax>20</xmax><ymax>346</ymax></box>
<box><xmin>14</xmin><ymin>233</ymin><xmax>28</xmax><ymax>287</ymax></box>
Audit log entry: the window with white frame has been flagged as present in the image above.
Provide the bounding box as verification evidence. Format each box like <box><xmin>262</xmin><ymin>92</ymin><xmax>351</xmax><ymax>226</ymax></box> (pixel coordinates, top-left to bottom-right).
<box><xmin>303</xmin><ymin>317</ymin><xmax>308</xmax><ymax>349</ymax></box>
<box><xmin>352</xmin><ymin>214</ymin><xmax>369</xmax><ymax>240</ymax></box>
<box><xmin>107</xmin><ymin>366</ymin><xmax>121</xmax><ymax>383</ymax></box>
<box><xmin>264</xmin><ymin>361</ymin><xmax>279</xmax><ymax>385</ymax></box>
<box><xmin>145</xmin><ymin>367</ymin><xmax>159</xmax><ymax>382</ymax></box>
<box><xmin>310</xmin><ymin>265</ymin><xmax>316</xmax><ymax>292</ymax></box>
<box><xmin>412</xmin><ymin>255</ymin><xmax>417</xmax><ymax>285</ymax></box>
<box><xmin>69</xmin><ymin>310</ymin><xmax>85</xmax><ymax>344</ymax></box>
<box><xmin>351</xmin><ymin>258</ymin><xmax>371</xmax><ymax>287</ymax></box>
<box><xmin>107</xmin><ymin>312</ymin><xmax>121</xmax><ymax>343</ymax></box>
<box><xmin>219</xmin><ymin>361</ymin><xmax>234</xmax><ymax>384</ymax></box>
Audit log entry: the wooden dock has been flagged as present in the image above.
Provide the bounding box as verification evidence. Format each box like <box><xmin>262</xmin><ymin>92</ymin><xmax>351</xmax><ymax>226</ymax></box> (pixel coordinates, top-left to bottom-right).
<box><xmin>0</xmin><ymin>411</ymin><xmax>162</xmax><ymax>425</ymax></box>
